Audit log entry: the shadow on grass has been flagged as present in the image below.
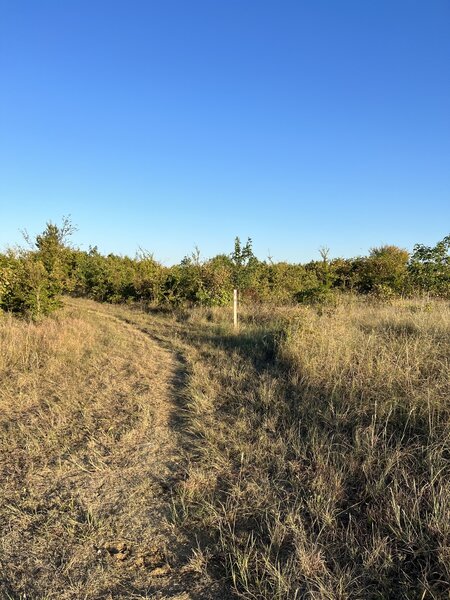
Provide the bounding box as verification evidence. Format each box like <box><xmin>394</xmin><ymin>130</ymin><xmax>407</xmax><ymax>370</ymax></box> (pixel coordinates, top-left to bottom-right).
<box><xmin>162</xmin><ymin>318</ymin><xmax>448</xmax><ymax>600</ymax></box>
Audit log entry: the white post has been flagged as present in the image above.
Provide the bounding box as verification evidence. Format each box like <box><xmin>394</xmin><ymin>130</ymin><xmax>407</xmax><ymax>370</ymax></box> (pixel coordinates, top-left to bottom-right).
<box><xmin>233</xmin><ymin>288</ymin><xmax>238</xmax><ymax>330</ymax></box>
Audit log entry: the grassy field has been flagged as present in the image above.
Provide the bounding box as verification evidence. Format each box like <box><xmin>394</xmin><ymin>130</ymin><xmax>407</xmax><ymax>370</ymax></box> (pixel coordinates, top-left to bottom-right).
<box><xmin>0</xmin><ymin>303</ymin><xmax>225</xmax><ymax>599</ymax></box>
<box><xmin>1</xmin><ymin>297</ymin><xmax>449</xmax><ymax>599</ymax></box>
<box><xmin>178</xmin><ymin>298</ymin><xmax>450</xmax><ymax>599</ymax></box>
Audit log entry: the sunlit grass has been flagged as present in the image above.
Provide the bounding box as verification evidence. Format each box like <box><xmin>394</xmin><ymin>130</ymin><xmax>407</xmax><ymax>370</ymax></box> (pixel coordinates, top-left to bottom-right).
<box><xmin>171</xmin><ymin>298</ymin><xmax>450</xmax><ymax>599</ymax></box>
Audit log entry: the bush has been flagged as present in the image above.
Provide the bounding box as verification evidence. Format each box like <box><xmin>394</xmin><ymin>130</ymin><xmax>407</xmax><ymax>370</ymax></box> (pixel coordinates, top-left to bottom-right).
<box><xmin>294</xmin><ymin>285</ymin><xmax>337</xmax><ymax>305</ymax></box>
<box><xmin>408</xmin><ymin>234</ymin><xmax>450</xmax><ymax>297</ymax></box>
<box><xmin>0</xmin><ymin>219</ymin><xmax>74</xmax><ymax>318</ymax></box>
<box><xmin>0</xmin><ymin>253</ymin><xmax>61</xmax><ymax>318</ymax></box>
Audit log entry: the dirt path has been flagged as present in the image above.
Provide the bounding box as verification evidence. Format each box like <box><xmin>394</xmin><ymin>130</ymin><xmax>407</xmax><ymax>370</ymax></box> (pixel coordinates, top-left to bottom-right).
<box><xmin>0</xmin><ymin>300</ymin><xmax>227</xmax><ymax>599</ymax></box>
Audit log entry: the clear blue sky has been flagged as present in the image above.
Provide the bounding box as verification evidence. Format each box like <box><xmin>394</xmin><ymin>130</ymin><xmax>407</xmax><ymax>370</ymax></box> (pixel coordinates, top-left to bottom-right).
<box><xmin>1</xmin><ymin>1</ymin><xmax>449</xmax><ymax>264</ymax></box>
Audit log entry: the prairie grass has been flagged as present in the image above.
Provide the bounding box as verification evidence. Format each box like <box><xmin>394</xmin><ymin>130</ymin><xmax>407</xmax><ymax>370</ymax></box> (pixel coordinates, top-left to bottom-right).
<box><xmin>169</xmin><ymin>298</ymin><xmax>450</xmax><ymax>599</ymax></box>
<box><xmin>1</xmin><ymin>298</ymin><xmax>449</xmax><ymax>599</ymax></box>
<box><xmin>0</xmin><ymin>304</ymin><xmax>214</xmax><ymax>599</ymax></box>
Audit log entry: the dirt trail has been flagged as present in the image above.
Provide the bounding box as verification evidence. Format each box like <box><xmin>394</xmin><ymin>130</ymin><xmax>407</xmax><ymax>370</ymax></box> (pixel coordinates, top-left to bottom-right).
<box><xmin>0</xmin><ymin>299</ymin><xmax>227</xmax><ymax>600</ymax></box>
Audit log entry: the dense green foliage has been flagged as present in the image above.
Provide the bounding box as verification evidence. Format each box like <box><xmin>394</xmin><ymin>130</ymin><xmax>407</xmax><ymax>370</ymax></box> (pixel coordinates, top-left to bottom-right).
<box><xmin>0</xmin><ymin>220</ymin><xmax>449</xmax><ymax>317</ymax></box>
<box><xmin>408</xmin><ymin>234</ymin><xmax>450</xmax><ymax>297</ymax></box>
<box><xmin>0</xmin><ymin>220</ymin><xmax>74</xmax><ymax>317</ymax></box>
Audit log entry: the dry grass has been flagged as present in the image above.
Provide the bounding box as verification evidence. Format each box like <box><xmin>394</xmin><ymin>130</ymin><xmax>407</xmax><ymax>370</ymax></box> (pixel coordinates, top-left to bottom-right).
<box><xmin>0</xmin><ymin>303</ymin><xmax>222</xmax><ymax>599</ymax></box>
<box><xmin>162</xmin><ymin>298</ymin><xmax>450</xmax><ymax>599</ymax></box>
<box><xmin>2</xmin><ymin>297</ymin><xmax>449</xmax><ymax>599</ymax></box>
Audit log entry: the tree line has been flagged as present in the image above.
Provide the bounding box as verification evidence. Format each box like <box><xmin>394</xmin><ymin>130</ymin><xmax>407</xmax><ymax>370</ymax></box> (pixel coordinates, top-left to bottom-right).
<box><xmin>0</xmin><ymin>218</ymin><xmax>449</xmax><ymax>318</ymax></box>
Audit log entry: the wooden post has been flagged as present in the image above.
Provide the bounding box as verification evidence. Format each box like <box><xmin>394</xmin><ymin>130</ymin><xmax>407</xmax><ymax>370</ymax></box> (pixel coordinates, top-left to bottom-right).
<box><xmin>233</xmin><ymin>288</ymin><xmax>238</xmax><ymax>330</ymax></box>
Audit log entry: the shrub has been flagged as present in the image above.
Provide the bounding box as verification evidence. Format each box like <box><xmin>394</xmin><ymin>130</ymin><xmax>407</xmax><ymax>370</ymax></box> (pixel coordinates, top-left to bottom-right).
<box><xmin>408</xmin><ymin>234</ymin><xmax>450</xmax><ymax>297</ymax></box>
<box><xmin>0</xmin><ymin>252</ymin><xmax>61</xmax><ymax>318</ymax></box>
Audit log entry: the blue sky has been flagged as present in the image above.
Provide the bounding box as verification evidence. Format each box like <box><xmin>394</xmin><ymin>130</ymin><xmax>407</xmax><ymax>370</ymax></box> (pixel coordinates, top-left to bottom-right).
<box><xmin>1</xmin><ymin>0</ymin><xmax>449</xmax><ymax>264</ymax></box>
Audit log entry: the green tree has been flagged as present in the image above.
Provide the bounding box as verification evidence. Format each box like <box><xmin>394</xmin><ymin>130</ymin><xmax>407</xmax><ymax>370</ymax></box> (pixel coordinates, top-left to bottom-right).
<box><xmin>0</xmin><ymin>218</ymin><xmax>76</xmax><ymax>318</ymax></box>
<box><xmin>408</xmin><ymin>234</ymin><xmax>450</xmax><ymax>297</ymax></box>
<box><xmin>0</xmin><ymin>251</ymin><xmax>60</xmax><ymax>317</ymax></box>
<box><xmin>230</xmin><ymin>237</ymin><xmax>257</xmax><ymax>292</ymax></box>
<box><xmin>361</xmin><ymin>245</ymin><xmax>410</xmax><ymax>296</ymax></box>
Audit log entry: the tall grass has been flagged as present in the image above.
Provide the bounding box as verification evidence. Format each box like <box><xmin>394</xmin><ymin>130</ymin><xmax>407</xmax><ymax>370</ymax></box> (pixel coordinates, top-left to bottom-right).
<box><xmin>0</xmin><ymin>305</ymin><xmax>198</xmax><ymax>599</ymax></box>
<box><xmin>173</xmin><ymin>298</ymin><xmax>450</xmax><ymax>599</ymax></box>
<box><xmin>2</xmin><ymin>297</ymin><xmax>448</xmax><ymax>598</ymax></box>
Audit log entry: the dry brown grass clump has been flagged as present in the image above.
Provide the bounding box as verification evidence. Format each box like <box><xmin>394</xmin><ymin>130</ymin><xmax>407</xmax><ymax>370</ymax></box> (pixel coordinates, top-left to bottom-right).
<box><xmin>170</xmin><ymin>298</ymin><xmax>450</xmax><ymax>599</ymax></box>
